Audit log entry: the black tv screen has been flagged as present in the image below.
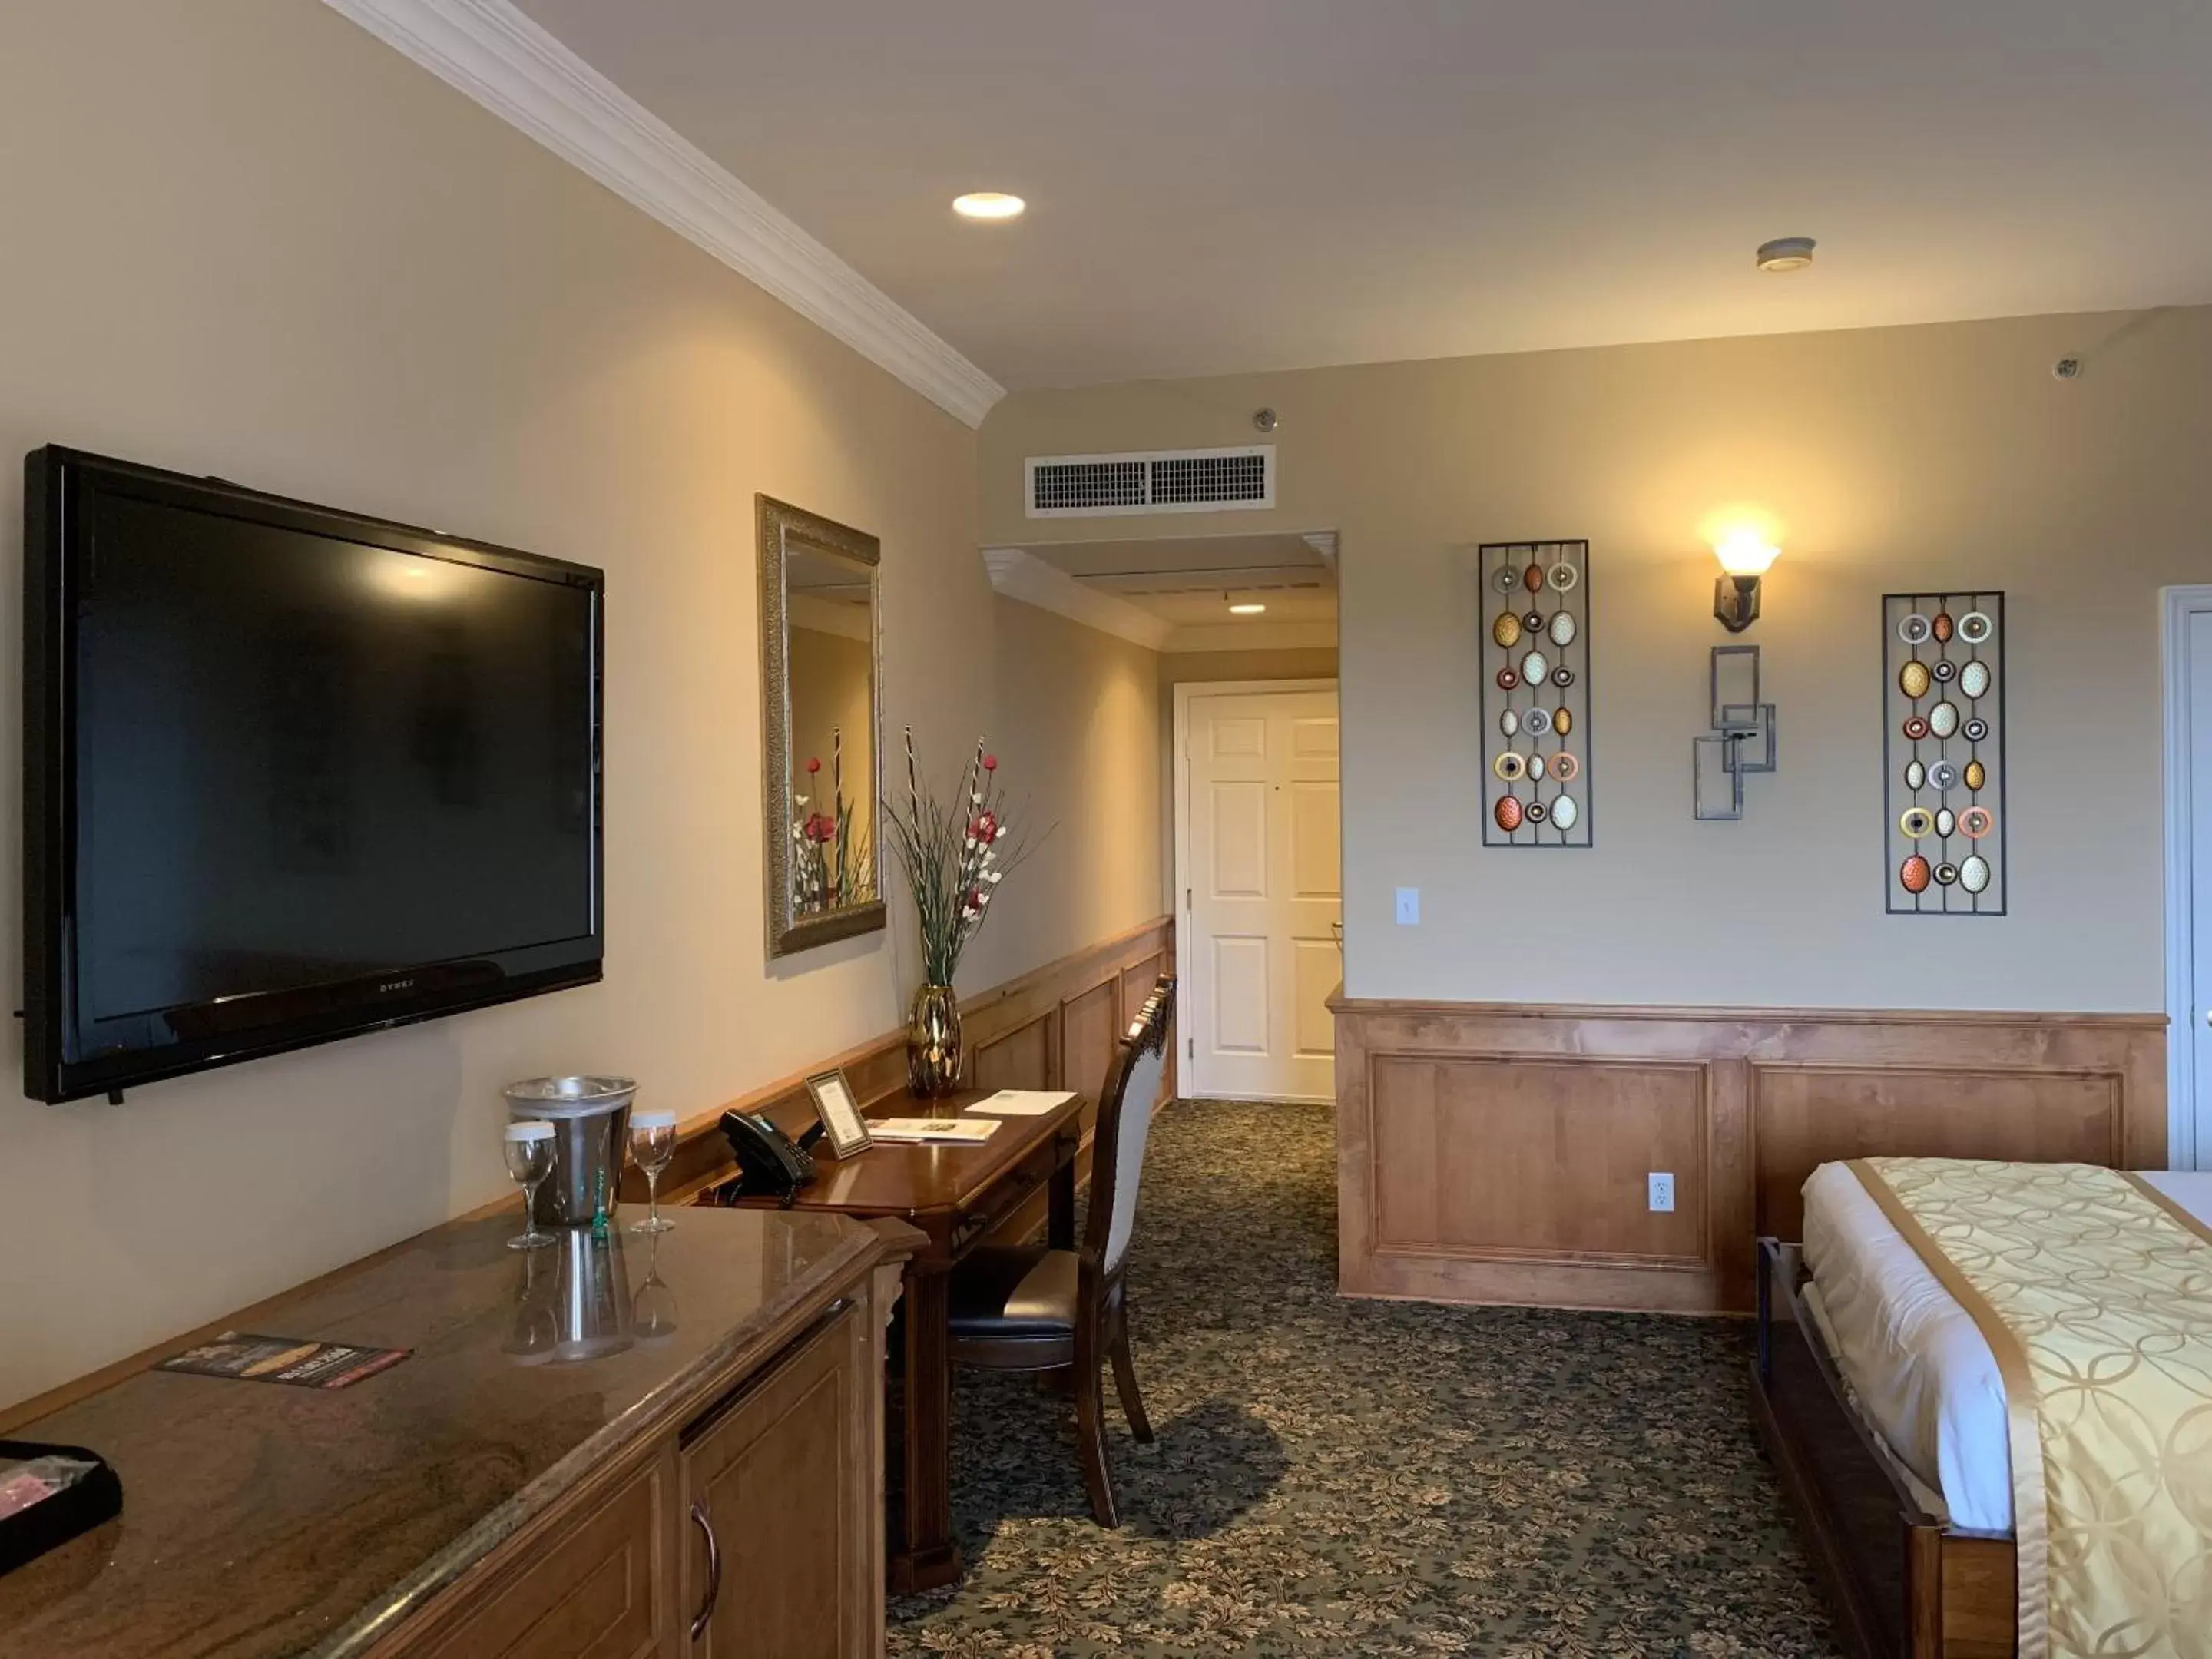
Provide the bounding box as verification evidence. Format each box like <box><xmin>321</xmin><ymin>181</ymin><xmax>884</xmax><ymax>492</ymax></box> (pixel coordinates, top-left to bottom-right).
<box><xmin>23</xmin><ymin>448</ymin><xmax>603</xmax><ymax>1102</ymax></box>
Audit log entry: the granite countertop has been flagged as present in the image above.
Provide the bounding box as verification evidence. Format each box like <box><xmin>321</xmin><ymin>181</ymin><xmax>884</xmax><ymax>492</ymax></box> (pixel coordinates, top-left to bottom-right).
<box><xmin>0</xmin><ymin>1205</ymin><xmax>882</xmax><ymax>1658</ymax></box>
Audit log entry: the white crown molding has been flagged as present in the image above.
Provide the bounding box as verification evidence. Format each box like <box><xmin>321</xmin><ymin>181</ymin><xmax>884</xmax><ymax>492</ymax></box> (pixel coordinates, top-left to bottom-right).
<box><xmin>982</xmin><ymin>548</ymin><xmax>1173</xmax><ymax>651</ymax></box>
<box><xmin>320</xmin><ymin>0</ymin><xmax>1005</xmax><ymax>428</ymax></box>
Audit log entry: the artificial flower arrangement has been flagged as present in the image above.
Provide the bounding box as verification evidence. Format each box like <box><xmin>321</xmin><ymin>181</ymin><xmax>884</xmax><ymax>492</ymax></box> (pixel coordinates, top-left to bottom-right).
<box><xmin>884</xmin><ymin>730</ymin><xmax>1042</xmax><ymax>1092</ymax></box>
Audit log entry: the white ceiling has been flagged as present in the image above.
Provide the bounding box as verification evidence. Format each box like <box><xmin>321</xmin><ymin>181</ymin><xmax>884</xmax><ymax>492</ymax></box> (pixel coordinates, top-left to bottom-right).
<box><xmin>512</xmin><ymin>0</ymin><xmax>2212</xmax><ymax>389</ymax></box>
<box><xmin>1025</xmin><ymin>533</ymin><xmax>1336</xmax><ymax>625</ymax></box>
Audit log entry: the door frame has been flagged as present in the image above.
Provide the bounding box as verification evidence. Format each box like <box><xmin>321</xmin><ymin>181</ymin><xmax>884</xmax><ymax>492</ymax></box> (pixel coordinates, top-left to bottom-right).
<box><xmin>1171</xmin><ymin>677</ymin><xmax>1341</xmax><ymax>1101</ymax></box>
<box><xmin>2161</xmin><ymin>586</ymin><xmax>2212</xmax><ymax>1170</ymax></box>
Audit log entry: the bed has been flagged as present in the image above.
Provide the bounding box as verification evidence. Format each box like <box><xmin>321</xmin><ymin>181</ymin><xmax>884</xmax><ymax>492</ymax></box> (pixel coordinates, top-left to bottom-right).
<box><xmin>1750</xmin><ymin>1163</ymin><xmax>2212</xmax><ymax>1659</ymax></box>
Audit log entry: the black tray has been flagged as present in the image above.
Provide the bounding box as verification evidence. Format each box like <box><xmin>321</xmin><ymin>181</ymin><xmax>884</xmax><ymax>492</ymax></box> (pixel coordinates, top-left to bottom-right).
<box><xmin>0</xmin><ymin>1439</ymin><xmax>121</xmax><ymax>1577</ymax></box>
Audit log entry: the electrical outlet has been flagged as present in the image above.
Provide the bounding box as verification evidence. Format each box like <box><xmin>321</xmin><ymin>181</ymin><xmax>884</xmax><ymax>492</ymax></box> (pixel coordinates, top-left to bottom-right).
<box><xmin>1395</xmin><ymin>887</ymin><xmax>1420</xmax><ymax>926</ymax></box>
<box><xmin>1647</xmin><ymin>1172</ymin><xmax>1676</xmax><ymax>1213</ymax></box>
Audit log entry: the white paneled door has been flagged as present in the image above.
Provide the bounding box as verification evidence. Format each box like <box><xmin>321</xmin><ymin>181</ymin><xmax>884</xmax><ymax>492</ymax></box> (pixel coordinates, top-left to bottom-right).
<box><xmin>1179</xmin><ymin>685</ymin><xmax>1340</xmax><ymax>1102</ymax></box>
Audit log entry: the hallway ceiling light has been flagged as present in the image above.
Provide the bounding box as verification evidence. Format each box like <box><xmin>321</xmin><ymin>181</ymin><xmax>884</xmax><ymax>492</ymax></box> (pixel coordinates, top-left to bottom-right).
<box><xmin>1755</xmin><ymin>236</ymin><xmax>1816</xmax><ymax>272</ymax></box>
<box><xmin>952</xmin><ymin>191</ymin><xmax>1025</xmax><ymax>221</ymax></box>
<box><xmin>1228</xmin><ymin>599</ymin><xmax>1267</xmax><ymax>614</ymax></box>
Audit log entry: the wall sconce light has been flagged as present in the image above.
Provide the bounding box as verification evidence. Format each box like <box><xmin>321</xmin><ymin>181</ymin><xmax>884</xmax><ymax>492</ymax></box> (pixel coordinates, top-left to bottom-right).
<box><xmin>1712</xmin><ymin>529</ymin><xmax>1780</xmax><ymax>632</ymax></box>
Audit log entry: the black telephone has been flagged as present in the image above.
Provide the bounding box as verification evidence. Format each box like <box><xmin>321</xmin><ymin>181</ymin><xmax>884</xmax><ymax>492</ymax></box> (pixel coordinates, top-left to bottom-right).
<box><xmin>717</xmin><ymin>1110</ymin><xmax>819</xmax><ymax>1202</ymax></box>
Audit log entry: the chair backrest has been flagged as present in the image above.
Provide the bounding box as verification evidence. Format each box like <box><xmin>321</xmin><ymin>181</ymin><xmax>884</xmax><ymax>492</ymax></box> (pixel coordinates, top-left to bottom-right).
<box><xmin>1084</xmin><ymin>974</ymin><xmax>1176</xmax><ymax>1279</ymax></box>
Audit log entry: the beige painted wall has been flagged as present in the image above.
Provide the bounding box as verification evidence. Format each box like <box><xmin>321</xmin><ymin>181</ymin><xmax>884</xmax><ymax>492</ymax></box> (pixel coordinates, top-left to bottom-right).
<box><xmin>991</xmin><ymin>601</ymin><xmax>1164</xmax><ymax>967</ymax></box>
<box><xmin>982</xmin><ymin>307</ymin><xmax>2212</xmax><ymax>1014</ymax></box>
<box><xmin>0</xmin><ymin>0</ymin><xmax>1158</xmax><ymax>1408</ymax></box>
<box><xmin>1161</xmin><ymin>647</ymin><xmax>1340</xmax><ymax>687</ymax></box>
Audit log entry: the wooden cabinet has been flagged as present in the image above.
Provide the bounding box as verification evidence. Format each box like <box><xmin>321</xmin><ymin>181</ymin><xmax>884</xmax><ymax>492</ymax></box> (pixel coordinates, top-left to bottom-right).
<box><xmin>380</xmin><ymin>1270</ymin><xmax>893</xmax><ymax>1659</ymax></box>
<box><xmin>679</xmin><ymin>1301</ymin><xmax>874</xmax><ymax>1658</ymax></box>
<box><xmin>419</xmin><ymin>1449</ymin><xmax>677</xmax><ymax>1659</ymax></box>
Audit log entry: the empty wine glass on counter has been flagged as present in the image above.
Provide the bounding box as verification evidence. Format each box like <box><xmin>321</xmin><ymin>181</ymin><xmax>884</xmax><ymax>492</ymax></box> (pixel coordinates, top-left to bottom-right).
<box><xmin>503</xmin><ymin>1120</ymin><xmax>558</xmax><ymax>1250</ymax></box>
<box><xmin>628</xmin><ymin>1110</ymin><xmax>678</xmax><ymax>1233</ymax></box>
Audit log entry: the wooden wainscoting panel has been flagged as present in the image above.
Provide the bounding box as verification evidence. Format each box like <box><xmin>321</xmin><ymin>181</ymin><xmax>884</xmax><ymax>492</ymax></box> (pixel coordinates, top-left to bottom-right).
<box><xmin>1060</xmin><ymin>978</ymin><xmax>1121</xmax><ymax>1130</ymax></box>
<box><xmin>974</xmin><ymin>1014</ymin><xmax>1054</xmax><ymax>1094</ymax></box>
<box><xmin>1368</xmin><ymin>1054</ymin><xmax>1710</xmax><ymax>1267</ymax></box>
<box><xmin>1751</xmin><ymin>1062</ymin><xmax>2126</xmax><ymax>1243</ymax></box>
<box><xmin>1332</xmin><ymin>994</ymin><xmax>2165</xmax><ymax>1315</ymax></box>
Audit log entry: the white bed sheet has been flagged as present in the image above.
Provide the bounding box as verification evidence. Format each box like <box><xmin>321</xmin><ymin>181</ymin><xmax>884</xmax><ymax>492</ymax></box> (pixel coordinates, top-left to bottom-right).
<box><xmin>1799</xmin><ymin>1161</ymin><xmax>2212</xmax><ymax>1535</ymax></box>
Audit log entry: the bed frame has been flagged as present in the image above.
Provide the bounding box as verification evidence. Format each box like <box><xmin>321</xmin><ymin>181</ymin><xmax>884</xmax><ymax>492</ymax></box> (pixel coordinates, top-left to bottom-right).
<box><xmin>1750</xmin><ymin>1237</ymin><xmax>2017</xmax><ymax>1659</ymax></box>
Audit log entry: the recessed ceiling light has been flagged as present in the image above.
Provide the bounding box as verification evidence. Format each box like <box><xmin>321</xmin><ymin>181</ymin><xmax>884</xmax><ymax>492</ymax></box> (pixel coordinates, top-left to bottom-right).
<box><xmin>952</xmin><ymin>191</ymin><xmax>1025</xmax><ymax>221</ymax></box>
<box><xmin>1228</xmin><ymin>601</ymin><xmax>1267</xmax><ymax>615</ymax></box>
<box><xmin>1756</xmin><ymin>236</ymin><xmax>1816</xmax><ymax>273</ymax></box>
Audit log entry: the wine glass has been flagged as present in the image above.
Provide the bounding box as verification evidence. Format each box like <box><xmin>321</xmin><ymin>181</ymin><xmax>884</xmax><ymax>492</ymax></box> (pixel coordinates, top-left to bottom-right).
<box><xmin>628</xmin><ymin>1110</ymin><xmax>678</xmax><ymax>1233</ymax></box>
<box><xmin>503</xmin><ymin>1120</ymin><xmax>558</xmax><ymax>1250</ymax></box>
<box><xmin>502</xmin><ymin>1247</ymin><xmax>560</xmax><ymax>1363</ymax></box>
<box><xmin>632</xmin><ymin>1234</ymin><xmax>679</xmax><ymax>1343</ymax></box>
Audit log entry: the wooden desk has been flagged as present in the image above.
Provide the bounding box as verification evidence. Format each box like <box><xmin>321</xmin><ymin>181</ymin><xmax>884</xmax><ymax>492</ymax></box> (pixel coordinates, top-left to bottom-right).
<box><xmin>701</xmin><ymin>1086</ymin><xmax>1084</xmax><ymax>1594</ymax></box>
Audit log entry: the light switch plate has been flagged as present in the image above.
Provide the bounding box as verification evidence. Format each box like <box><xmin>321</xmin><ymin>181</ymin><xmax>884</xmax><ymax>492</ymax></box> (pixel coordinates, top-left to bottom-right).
<box><xmin>1647</xmin><ymin>1172</ymin><xmax>1676</xmax><ymax>1213</ymax></box>
<box><xmin>1394</xmin><ymin>887</ymin><xmax>1419</xmax><ymax>926</ymax></box>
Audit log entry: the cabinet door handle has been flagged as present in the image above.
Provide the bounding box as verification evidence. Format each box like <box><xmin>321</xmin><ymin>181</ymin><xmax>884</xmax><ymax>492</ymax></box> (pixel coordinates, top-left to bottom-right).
<box><xmin>689</xmin><ymin>1499</ymin><xmax>722</xmax><ymax>1643</ymax></box>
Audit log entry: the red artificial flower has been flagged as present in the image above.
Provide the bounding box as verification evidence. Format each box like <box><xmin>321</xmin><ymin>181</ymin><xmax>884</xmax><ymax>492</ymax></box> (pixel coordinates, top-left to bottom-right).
<box><xmin>971</xmin><ymin>810</ymin><xmax>998</xmax><ymax>844</ymax></box>
<box><xmin>806</xmin><ymin>757</ymin><xmax>821</xmax><ymax>774</ymax></box>
<box><xmin>982</xmin><ymin>753</ymin><xmax>998</xmax><ymax>772</ymax></box>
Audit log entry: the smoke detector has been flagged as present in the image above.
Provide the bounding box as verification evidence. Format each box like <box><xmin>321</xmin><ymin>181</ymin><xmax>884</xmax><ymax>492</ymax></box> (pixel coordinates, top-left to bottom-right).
<box><xmin>1755</xmin><ymin>237</ymin><xmax>1816</xmax><ymax>273</ymax></box>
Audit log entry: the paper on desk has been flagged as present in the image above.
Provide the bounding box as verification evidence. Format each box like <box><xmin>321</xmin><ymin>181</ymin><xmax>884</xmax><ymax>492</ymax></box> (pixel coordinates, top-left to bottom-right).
<box><xmin>869</xmin><ymin>1117</ymin><xmax>1000</xmax><ymax>1144</ymax></box>
<box><xmin>968</xmin><ymin>1090</ymin><xmax>1076</xmax><ymax>1117</ymax></box>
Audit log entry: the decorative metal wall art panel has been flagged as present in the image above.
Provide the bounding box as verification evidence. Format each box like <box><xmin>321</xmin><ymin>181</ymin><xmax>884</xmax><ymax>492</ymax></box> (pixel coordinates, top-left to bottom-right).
<box><xmin>1692</xmin><ymin>645</ymin><xmax>1778</xmax><ymax>820</ymax></box>
<box><xmin>1883</xmin><ymin>591</ymin><xmax>2005</xmax><ymax>914</ymax></box>
<box><xmin>1479</xmin><ymin>540</ymin><xmax>1592</xmax><ymax>847</ymax></box>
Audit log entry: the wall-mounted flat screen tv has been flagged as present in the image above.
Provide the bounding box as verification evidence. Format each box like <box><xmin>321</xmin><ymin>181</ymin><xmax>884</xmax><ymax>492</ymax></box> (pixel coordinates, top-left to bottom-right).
<box><xmin>22</xmin><ymin>448</ymin><xmax>604</xmax><ymax>1103</ymax></box>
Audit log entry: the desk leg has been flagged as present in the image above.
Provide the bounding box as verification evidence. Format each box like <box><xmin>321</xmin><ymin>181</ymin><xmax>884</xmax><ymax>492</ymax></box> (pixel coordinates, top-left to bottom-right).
<box><xmin>1048</xmin><ymin>1147</ymin><xmax>1078</xmax><ymax>1251</ymax></box>
<box><xmin>889</xmin><ymin>1262</ymin><xmax>960</xmax><ymax>1594</ymax></box>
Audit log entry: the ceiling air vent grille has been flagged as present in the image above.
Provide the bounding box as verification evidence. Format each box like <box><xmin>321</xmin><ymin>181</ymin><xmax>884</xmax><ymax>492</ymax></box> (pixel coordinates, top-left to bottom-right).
<box><xmin>1026</xmin><ymin>445</ymin><xmax>1275</xmax><ymax>518</ymax></box>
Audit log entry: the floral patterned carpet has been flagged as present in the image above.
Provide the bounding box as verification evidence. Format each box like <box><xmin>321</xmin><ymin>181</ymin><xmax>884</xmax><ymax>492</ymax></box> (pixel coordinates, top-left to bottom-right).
<box><xmin>888</xmin><ymin>1099</ymin><xmax>1845</xmax><ymax>1657</ymax></box>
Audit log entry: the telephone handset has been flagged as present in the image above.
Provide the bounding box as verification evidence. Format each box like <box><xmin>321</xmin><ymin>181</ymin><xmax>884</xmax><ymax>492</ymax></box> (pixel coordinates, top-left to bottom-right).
<box><xmin>717</xmin><ymin>1109</ymin><xmax>819</xmax><ymax>1202</ymax></box>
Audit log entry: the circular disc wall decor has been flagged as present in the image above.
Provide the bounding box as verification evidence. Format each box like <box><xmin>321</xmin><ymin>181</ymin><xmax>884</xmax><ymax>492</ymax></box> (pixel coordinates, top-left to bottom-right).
<box><xmin>1479</xmin><ymin>540</ymin><xmax>1593</xmax><ymax>847</ymax></box>
<box><xmin>1883</xmin><ymin>590</ymin><xmax>2005</xmax><ymax>914</ymax></box>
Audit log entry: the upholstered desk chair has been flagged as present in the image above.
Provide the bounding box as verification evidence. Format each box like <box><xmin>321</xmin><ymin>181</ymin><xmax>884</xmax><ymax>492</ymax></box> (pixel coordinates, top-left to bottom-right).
<box><xmin>945</xmin><ymin>974</ymin><xmax>1177</xmax><ymax>1528</ymax></box>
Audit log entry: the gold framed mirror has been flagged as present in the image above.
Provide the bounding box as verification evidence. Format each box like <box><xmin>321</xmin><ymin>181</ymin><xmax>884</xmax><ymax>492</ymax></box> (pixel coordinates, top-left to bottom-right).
<box><xmin>758</xmin><ymin>495</ymin><xmax>883</xmax><ymax>958</ymax></box>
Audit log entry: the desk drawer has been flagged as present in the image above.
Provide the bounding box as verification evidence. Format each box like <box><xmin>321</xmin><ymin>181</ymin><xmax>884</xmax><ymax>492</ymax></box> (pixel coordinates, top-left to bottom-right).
<box><xmin>952</xmin><ymin>1128</ymin><xmax>1077</xmax><ymax>1254</ymax></box>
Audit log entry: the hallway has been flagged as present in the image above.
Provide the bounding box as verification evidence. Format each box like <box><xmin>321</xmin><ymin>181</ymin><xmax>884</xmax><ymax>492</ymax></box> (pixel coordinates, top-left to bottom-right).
<box><xmin>889</xmin><ymin>1100</ymin><xmax>1844</xmax><ymax>1657</ymax></box>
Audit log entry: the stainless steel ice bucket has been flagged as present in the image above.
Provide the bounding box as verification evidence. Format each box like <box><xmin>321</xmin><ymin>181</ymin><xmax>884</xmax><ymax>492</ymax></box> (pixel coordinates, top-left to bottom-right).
<box><xmin>503</xmin><ymin>1075</ymin><xmax>637</xmax><ymax>1227</ymax></box>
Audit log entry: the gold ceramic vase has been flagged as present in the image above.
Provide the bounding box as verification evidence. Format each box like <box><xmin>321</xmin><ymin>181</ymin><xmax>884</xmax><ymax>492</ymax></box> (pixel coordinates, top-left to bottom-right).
<box><xmin>906</xmin><ymin>982</ymin><xmax>963</xmax><ymax>1098</ymax></box>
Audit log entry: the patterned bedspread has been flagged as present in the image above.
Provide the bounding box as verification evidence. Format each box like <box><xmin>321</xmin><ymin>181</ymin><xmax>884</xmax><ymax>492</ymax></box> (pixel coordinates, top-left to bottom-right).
<box><xmin>1849</xmin><ymin>1157</ymin><xmax>2212</xmax><ymax>1659</ymax></box>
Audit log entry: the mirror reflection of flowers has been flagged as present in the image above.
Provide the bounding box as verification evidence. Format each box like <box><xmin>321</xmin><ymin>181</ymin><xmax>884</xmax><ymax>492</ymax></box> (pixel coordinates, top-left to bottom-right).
<box><xmin>887</xmin><ymin>730</ymin><xmax>1047</xmax><ymax>985</ymax></box>
<box><xmin>791</xmin><ymin>730</ymin><xmax>872</xmax><ymax>916</ymax></box>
